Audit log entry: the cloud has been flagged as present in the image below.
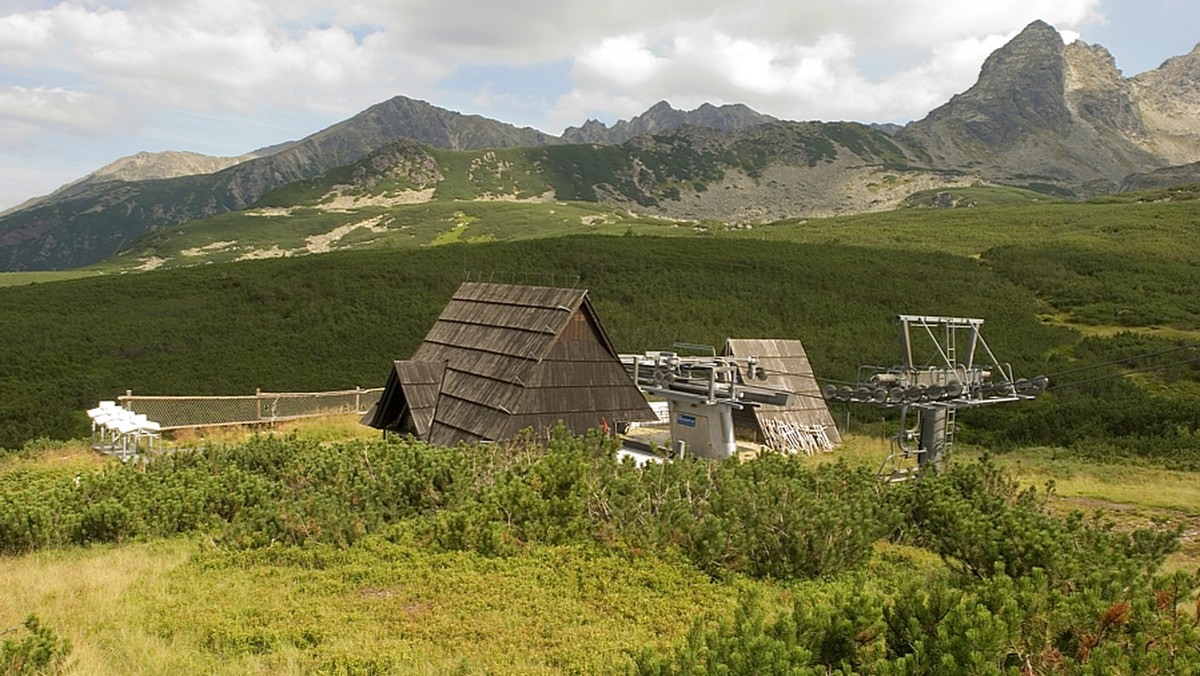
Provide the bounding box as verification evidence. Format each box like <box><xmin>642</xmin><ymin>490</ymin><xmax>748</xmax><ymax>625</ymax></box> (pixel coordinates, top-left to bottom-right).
<box><xmin>548</xmin><ymin>1</ymin><xmax>1105</xmax><ymax>125</ymax></box>
<box><xmin>0</xmin><ymin>0</ymin><xmax>1113</xmax><ymax>162</ymax></box>
<box><xmin>0</xmin><ymin>86</ymin><xmax>122</xmax><ymax>148</ymax></box>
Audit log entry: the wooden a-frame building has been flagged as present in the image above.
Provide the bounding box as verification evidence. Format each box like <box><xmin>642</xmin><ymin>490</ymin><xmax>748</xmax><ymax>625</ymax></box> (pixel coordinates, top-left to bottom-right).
<box><xmin>363</xmin><ymin>282</ymin><xmax>657</xmax><ymax>446</ymax></box>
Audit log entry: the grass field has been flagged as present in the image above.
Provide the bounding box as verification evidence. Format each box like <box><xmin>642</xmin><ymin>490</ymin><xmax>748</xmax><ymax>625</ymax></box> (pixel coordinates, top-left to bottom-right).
<box><xmin>0</xmin><ymin>535</ymin><xmax>745</xmax><ymax>674</ymax></box>
<box><xmin>3</xmin><ymin>422</ymin><xmax>1197</xmax><ymax>674</ymax></box>
<box><xmin>0</xmin><ymin>270</ymin><xmax>105</xmax><ymax>287</ymax></box>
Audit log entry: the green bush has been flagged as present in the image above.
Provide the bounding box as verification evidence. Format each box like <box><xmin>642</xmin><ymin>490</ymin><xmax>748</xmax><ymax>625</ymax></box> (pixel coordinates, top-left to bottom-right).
<box><xmin>634</xmin><ymin>566</ymin><xmax>1200</xmax><ymax>675</ymax></box>
<box><xmin>0</xmin><ymin>434</ymin><xmax>1182</xmax><ymax>595</ymax></box>
<box><xmin>0</xmin><ymin>614</ymin><xmax>71</xmax><ymax>675</ymax></box>
<box><xmin>895</xmin><ymin>455</ymin><xmax>1177</xmax><ymax>582</ymax></box>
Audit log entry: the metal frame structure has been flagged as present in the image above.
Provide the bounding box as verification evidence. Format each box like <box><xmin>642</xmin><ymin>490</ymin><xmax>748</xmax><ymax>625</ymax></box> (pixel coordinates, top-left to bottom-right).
<box><xmin>621</xmin><ymin>350</ymin><xmax>795</xmax><ymax>458</ymax></box>
<box><xmin>824</xmin><ymin>315</ymin><xmax>1047</xmax><ymax>480</ymax></box>
<box><xmin>87</xmin><ymin>401</ymin><xmax>162</xmax><ymax>459</ymax></box>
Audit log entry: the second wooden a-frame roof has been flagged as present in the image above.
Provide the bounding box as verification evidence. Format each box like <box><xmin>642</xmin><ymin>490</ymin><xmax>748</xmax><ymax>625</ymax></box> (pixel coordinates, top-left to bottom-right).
<box><xmin>724</xmin><ymin>338</ymin><xmax>842</xmax><ymax>448</ymax></box>
<box><xmin>361</xmin><ymin>360</ymin><xmax>445</xmax><ymax>439</ymax></box>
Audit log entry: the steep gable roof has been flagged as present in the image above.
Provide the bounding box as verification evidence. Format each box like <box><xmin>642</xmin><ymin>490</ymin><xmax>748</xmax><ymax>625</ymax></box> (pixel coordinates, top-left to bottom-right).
<box><xmin>361</xmin><ymin>361</ymin><xmax>445</xmax><ymax>438</ymax></box>
<box><xmin>372</xmin><ymin>282</ymin><xmax>655</xmax><ymax>446</ymax></box>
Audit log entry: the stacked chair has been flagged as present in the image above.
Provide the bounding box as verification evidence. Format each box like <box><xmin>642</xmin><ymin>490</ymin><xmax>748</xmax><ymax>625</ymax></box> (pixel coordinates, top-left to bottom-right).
<box><xmin>86</xmin><ymin>401</ymin><xmax>162</xmax><ymax>458</ymax></box>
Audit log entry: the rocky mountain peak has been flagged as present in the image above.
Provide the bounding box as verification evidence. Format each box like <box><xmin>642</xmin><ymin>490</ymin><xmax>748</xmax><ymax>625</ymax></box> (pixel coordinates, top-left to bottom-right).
<box><xmin>899</xmin><ymin>20</ymin><xmax>1072</xmax><ymax>154</ymax></box>
<box><xmin>1133</xmin><ymin>42</ymin><xmax>1200</xmax><ymax>95</ymax></box>
<box><xmin>1144</xmin><ymin>42</ymin><xmax>1200</xmax><ymax>78</ymax></box>
<box><xmin>560</xmin><ymin>101</ymin><xmax>775</xmax><ymax>145</ymax></box>
<box><xmin>1129</xmin><ymin>41</ymin><xmax>1200</xmax><ymax>165</ymax></box>
<box><xmin>896</xmin><ymin>20</ymin><xmax>1165</xmax><ymax>190</ymax></box>
<box><xmin>978</xmin><ymin>20</ymin><xmax>1061</xmax><ymax>75</ymax></box>
<box><xmin>967</xmin><ymin>20</ymin><xmax>1072</xmax><ymax>139</ymax></box>
<box><xmin>1063</xmin><ymin>39</ymin><xmax>1144</xmax><ymax>137</ymax></box>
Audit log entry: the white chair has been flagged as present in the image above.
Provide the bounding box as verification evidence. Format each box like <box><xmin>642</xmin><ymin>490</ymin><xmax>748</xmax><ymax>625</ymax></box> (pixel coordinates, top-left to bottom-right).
<box><xmin>136</xmin><ymin>419</ymin><xmax>162</xmax><ymax>453</ymax></box>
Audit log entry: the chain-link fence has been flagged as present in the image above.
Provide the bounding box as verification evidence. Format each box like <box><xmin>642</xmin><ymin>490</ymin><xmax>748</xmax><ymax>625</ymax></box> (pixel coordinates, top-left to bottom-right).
<box><xmin>118</xmin><ymin>387</ymin><xmax>383</xmax><ymax>431</ymax></box>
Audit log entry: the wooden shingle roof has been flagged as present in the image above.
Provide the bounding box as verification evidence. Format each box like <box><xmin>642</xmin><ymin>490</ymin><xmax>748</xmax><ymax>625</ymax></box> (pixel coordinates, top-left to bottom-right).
<box><xmin>361</xmin><ymin>361</ymin><xmax>445</xmax><ymax>439</ymax></box>
<box><xmin>724</xmin><ymin>338</ymin><xmax>842</xmax><ymax>449</ymax></box>
<box><xmin>370</xmin><ymin>282</ymin><xmax>656</xmax><ymax>446</ymax></box>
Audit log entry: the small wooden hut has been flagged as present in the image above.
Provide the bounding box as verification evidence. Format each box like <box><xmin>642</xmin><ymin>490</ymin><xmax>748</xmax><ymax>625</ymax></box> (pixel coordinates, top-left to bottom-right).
<box><xmin>367</xmin><ymin>361</ymin><xmax>445</xmax><ymax>439</ymax></box>
<box><xmin>724</xmin><ymin>338</ymin><xmax>841</xmax><ymax>453</ymax></box>
<box><xmin>364</xmin><ymin>282</ymin><xmax>657</xmax><ymax>446</ymax></box>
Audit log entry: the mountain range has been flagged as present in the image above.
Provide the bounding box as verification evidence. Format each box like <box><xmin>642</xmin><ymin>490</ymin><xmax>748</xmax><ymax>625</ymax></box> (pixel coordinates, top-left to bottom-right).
<box><xmin>2</xmin><ymin>20</ymin><xmax>1199</xmax><ymax>272</ymax></box>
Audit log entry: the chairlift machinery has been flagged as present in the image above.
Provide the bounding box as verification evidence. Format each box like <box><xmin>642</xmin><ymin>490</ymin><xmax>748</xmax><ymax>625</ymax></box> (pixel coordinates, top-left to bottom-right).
<box><xmin>621</xmin><ymin>345</ymin><xmax>795</xmax><ymax>459</ymax></box>
<box><xmin>823</xmin><ymin>315</ymin><xmax>1047</xmax><ymax>481</ymax></box>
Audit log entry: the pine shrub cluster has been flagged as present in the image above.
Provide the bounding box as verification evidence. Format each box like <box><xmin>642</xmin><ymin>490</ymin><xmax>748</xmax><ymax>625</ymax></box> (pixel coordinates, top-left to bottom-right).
<box><xmin>3</xmin><ymin>430</ymin><xmax>1196</xmax><ymax>673</ymax></box>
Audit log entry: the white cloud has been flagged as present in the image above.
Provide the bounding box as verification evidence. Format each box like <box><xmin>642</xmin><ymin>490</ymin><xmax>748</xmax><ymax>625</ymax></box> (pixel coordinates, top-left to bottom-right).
<box><xmin>1</xmin><ymin>0</ymin><xmax>1110</xmax><ymax>132</ymax></box>
<box><xmin>0</xmin><ymin>1</ymin><xmax>406</xmax><ymax>123</ymax></box>
<box><xmin>548</xmin><ymin>1</ymin><xmax>1105</xmax><ymax>125</ymax></box>
<box><xmin>0</xmin><ymin>86</ymin><xmax>122</xmax><ymax>148</ymax></box>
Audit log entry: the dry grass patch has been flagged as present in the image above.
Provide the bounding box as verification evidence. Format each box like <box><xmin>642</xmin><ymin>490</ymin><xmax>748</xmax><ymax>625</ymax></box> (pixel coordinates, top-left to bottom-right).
<box><xmin>0</xmin><ymin>535</ymin><xmax>751</xmax><ymax>675</ymax></box>
<box><xmin>168</xmin><ymin>414</ymin><xmax>379</xmax><ymax>448</ymax></box>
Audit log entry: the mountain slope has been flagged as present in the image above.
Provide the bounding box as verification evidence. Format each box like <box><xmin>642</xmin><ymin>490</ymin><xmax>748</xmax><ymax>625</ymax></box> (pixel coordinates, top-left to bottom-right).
<box><xmin>103</xmin><ymin>123</ymin><xmax>966</xmax><ymax>271</ymax></box>
<box><xmin>897</xmin><ymin>20</ymin><xmax>1166</xmax><ymax>194</ymax></box>
<box><xmin>0</xmin><ymin>97</ymin><xmax>565</xmax><ymax>271</ymax></box>
<box><xmin>1131</xmin><ymin>43</ymin><xmax>1200</xmax><ymax>164</ymax></box>
<box><xmin>0</xmin><ymin>98</ymin><xmax>790</xmax><ymax>271</ymax></box>
<box><xmin>0</xmin><ymin>149</ymin><xmax>281</xmax><ymax>219</ymax></box>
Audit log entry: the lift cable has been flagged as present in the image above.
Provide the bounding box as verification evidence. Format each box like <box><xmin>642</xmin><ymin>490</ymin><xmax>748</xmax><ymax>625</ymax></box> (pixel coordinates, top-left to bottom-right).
<box><xmin>1047</xmin><ymin>355</ymin><xmax>1200</xmax><ymax>391</ymax></box>
<box><xmin>1043</xmin><ymin>342</ymin><xmax>1200</xmax><ymax>380</ymax></box>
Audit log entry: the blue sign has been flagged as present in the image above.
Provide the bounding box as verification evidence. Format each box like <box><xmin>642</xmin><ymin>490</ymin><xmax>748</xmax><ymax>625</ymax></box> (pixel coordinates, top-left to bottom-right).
<box><xmin>677</xmin><ymin>414</ymin><xmax>696</xmax><ymax>427</ymax></box>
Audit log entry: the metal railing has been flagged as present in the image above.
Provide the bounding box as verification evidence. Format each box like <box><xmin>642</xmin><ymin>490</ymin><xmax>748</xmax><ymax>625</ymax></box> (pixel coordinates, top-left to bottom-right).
<box><xmin>118</xmin><ymin>387</ymin><xmax>382</xmax><ymax>431</ymax></box>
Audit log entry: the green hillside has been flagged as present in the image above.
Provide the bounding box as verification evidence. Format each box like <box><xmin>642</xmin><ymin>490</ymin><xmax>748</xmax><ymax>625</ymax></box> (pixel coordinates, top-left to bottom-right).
<box><xmin>99</xmin><ymin>126</ymin><xmax>919</xmax><ymax>272</ymax></box>
<box><xmin>3</xmin><ymin>189</ymin><xmax>1200</xmax><ymax>466</ymax></box>
<box><xmin>900</xmin><ymin>183</ymin><xmax>1069</xmax><ymax>207</ymax></box>
<box><xmin>105</xmin><ymin>200</ymin><xmax>689</xmax><ymax>271</ymax></box>
<box><xmin>0</xmin><ymin>235</ymin><xmax>1070</xmax><ymax>449</ymax></box>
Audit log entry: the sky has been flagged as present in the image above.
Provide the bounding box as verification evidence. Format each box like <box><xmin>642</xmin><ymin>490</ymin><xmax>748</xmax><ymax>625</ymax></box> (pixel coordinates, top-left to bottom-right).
<box><xmin>1</xmin><ymin>0</ymin><xmax>1198</xmax><ymax>211</ymax></box>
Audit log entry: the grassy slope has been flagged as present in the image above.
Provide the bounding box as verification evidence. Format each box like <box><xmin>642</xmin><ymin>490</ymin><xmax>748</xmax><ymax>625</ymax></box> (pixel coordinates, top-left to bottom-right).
<box><xmin>0</xmin><ymin>236</ymin><xmax>1070</xmax><ymax>449</ymax></box>
<box><xmin>746</xmin><ymin>199</ymin><xmax>1200</xmax><ymax>262</ymax></box>
<box><xmin>93</xmin><ymin>181</ymin><xmax>1199</xmax><ymax>272</ymax></box>
<box><xmin>4</xmin><ymin>426</ymin><xmax>1198</xmax><ymax>673</ymax></box>
<box><xmin>0</xmin><ymin>270</ymin><xmax>103</xmax><ymax>287</ymax></box>
<box><xmin>0</xmin><ymin>536</ymin><xmax>743</xmax><ymax>674</ymax></box>
<box><xmin>104</xmin><ymin>200</ymin><xmax>690</xmax><ymax>271</ymax></box>
<box><xmin>901</xmin><ymin>184</ymin><xmax>1068</xmax><ymax>207</ymax></box>
<box><xmin>743</xmin><ymin>197</ymin><xmax>1200</xmax><ymax>330</ymax></box>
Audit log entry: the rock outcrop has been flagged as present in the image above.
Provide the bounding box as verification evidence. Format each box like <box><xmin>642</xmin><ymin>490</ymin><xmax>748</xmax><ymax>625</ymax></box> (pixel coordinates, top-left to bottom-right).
<box><xmin>562</xmin><ymin>102</ymin><xmax>776</xmax><ymax>144</ymax></box>
<box><xmin>897</xmin><ymin>21</ymin><xmax>1165</xmax><ymax>194</ymax></box>
<box><xmin>1131</xmin><ymin>44</ymin><xmax>1200</xmax><ymax>165</ymax></box>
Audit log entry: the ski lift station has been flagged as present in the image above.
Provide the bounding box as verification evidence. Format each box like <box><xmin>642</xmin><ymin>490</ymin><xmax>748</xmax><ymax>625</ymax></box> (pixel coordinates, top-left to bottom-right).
<box><xmin>364</xmin><ymin>282</ymin><xmax>1045</xmax><ymax>471</ymax></box>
